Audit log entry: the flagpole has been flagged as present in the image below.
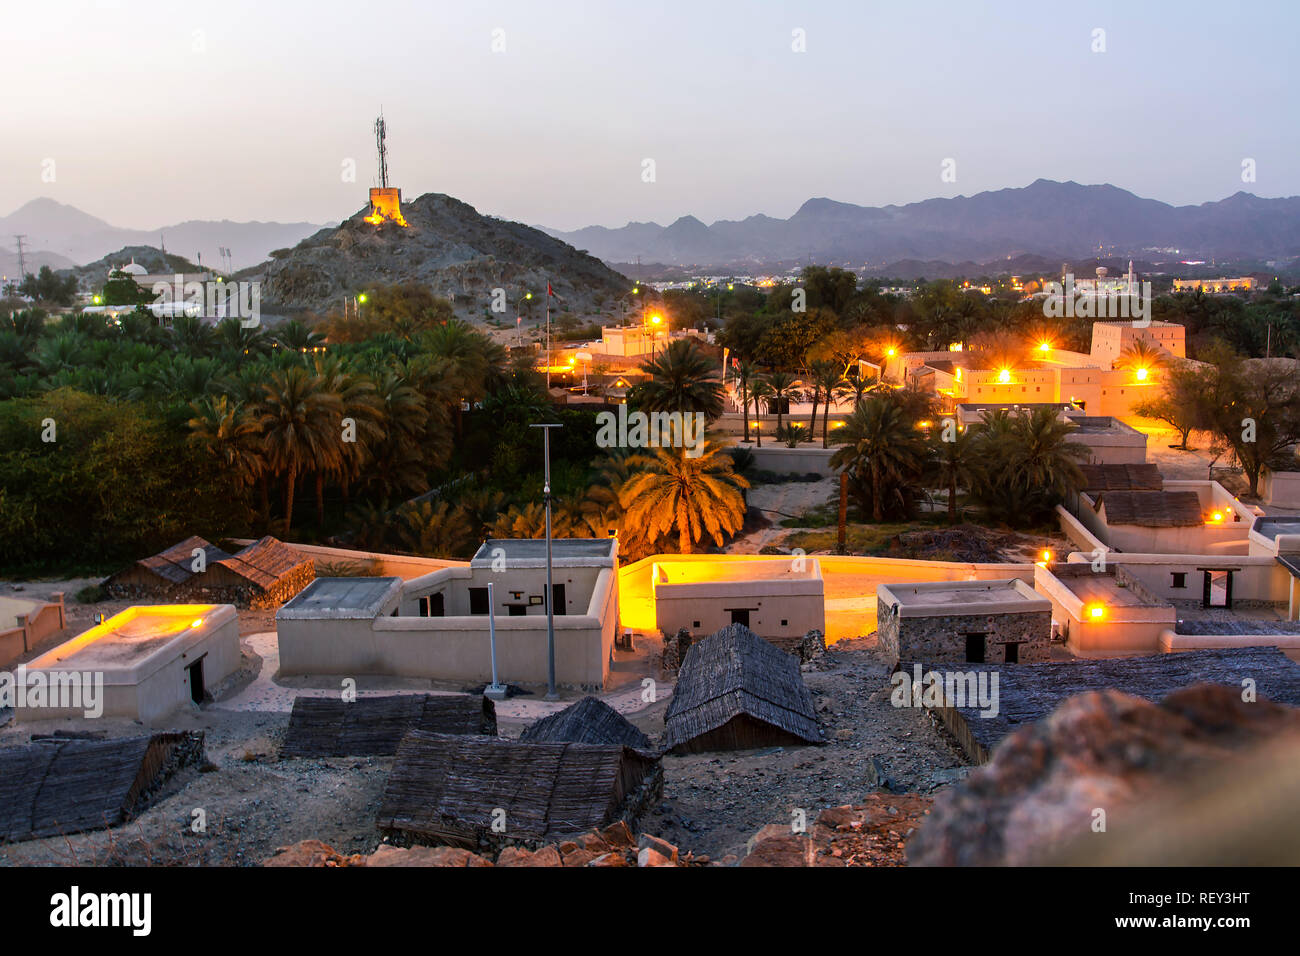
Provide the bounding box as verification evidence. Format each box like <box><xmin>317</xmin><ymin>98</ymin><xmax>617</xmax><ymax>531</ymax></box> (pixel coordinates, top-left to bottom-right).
<box><xmin>545</xmin><ymin>277</ymin><xmax>551</xmax><ymax>391</ymax></box>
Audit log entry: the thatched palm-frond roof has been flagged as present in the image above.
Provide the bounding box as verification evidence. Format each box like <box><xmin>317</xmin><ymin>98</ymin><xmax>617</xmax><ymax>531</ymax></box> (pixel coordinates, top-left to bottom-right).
<box><xmin>1079</xmin><ymin>463</ymin><xmax>1162</xmax><ymax>492</ymax></box>
<box><xmin>110</xmin><ymin>535</ymin><xmax>230</xmax><ymax>587</ymax></box>
<box><xmin>215</xmin><ymin>535</ymin><xmax>312</xmax><ymax>589</ymax></box>
<box><xmin>376</xmin><ymin>732</ymin><xmax>660</xmax><ymax>848</ymax></box>
<box><xmin>1097</xmin><ymin>490</ymin><xmax>1202</xmax><ymax>527</ymax></box>
<box><xmin>281</xmin><ymin>694</ymin><xmax>497</xmax><ymax>758</ymax></box>
<box><xmin>520</xmin><ymin>696</ymin><xmax>652</xmax><ymax>751</ymax></box>
<box><xmin>662</xmin><ymin>623</ymin><xmax>822</xmax><ymax>753</ymax></box>
<box><xmin>0</xmin><ymin>732</ymin><xmax>205</xmax><ymax>843</ymax></box>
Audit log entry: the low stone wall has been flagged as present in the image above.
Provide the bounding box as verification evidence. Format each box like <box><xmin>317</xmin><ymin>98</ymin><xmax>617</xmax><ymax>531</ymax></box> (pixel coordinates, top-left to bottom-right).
<box><xmin>885</xmin><ymin>609</ymin><xmax>1052</xmax><ymax>666</ymax></box>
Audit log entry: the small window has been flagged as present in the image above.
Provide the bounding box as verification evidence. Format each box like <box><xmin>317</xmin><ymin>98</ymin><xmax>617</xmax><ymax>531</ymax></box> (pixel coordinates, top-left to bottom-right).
<box><xmin>1171</xmin><ymin>572</ymin><xmax>1187</xmax><ymax>589</ymax></box>
<box><xmin>468</xmin><ymin>587</ymin><xmax>490</xmax><ymax>615</ymax></box>
<box><xmin>1004</xmin><ymin>642</ymin><xmax>1019</xmax><ymax>664</ymax></box>
<box><xmin>781</xmin><ymin>619</ymin><xmax>788</xmax><ymax>627</ymax></box>
<box><xmin>964</xmin><ymin>633</ymin><xmax>986</xmax><ymax>664</ymax></box>
<box><xmin>692</xmin><ymin>620</ymin><xmax>701</xmax><ymax>628</ymax></box>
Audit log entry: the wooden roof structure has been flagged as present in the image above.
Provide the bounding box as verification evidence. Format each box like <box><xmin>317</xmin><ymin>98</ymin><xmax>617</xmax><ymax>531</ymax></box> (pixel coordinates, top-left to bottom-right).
<box><xmin>1079</xmin><ymin>463</ymin><xmax>1162</xmax><ymax>492</ymax></box>
<box><xmin>376</xmin><ymin>731</ymin><xmax>661</xmax><ymax>848</ymax></box>
<box><xmin>281</xmin><ymin>694</ymin><xmax>497</xmax><ymax>758</ymax></box>
<box><xmin>0</xmin><ymin>732</ymin><xmax>205</xmax><ymax>843</ymax></box>
<box><xmin>1096</xmin><ymin>490</ymin><xmax>1203</xmax><ymax>527</ymax></box>
<box><xmin>662</xmin><ymin>623</ymin><xmax>823</xmax><ymax>754</ymax></box>
<box><xmin>105</xmin><ymin>535</ymin><xmax>230</xmax><ymax>589</ymax></box>
<box><xmin>520</xmin><ymin>696</ymin><xmax>652</xmax><ymax>751</ymax></box>
<box><xmin>208</xmin><ymin>535</ymin><xmax>312</xmax><ymax>590</ymax></box>
<box><xmin>907</xmin><ymin>647</ymin><xmax>1300</xmax><ymax>764</ymax></box>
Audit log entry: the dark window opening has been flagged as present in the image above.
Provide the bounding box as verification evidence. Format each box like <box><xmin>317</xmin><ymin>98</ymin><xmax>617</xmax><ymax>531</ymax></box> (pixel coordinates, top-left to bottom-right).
<box><xmin>729</xmin><ymin>609</ymin><xmax>750</xmax><ymax>628</ymax></box>
<box><xmin>1004</xmin><ymin>642</ymin><xmax>1019</xmax><ymax>664</ymax></box>
<box><xmin>692</xmin><ymin>620</ymin><xmax>701</xmax><ymax>628</ymax></box>
<box><xmin>781</xmin><ymin>619</ymin><xmax>788</xmax><ymax>627</ymax></box>
<box><xmin>507</xmin><ymin>604</ymin><xmax>527</xmax><ymax>616</ymax></box>
<box><xmin>1171</xmin><ymin>572</ymin><xmax>1187</xmax><ymax>589</ymax></box>
<box><xmin>469</xmin><ymin>587</ymin><xmax>490</xmax><ymax>615</ymax></box>
<box><xmin>964</xmin><ymin>633</ymin><xmax>986</xmax><ymax>664</ymax></box>
<box><xmin>551</xmin><ymin>583</ymin><xmax>567</xmax><ymax>616</ymax></box>
<box><xmin>187</xmin><ymin>658</ymin><xmax>205</xmax><ymax>704</ymax></box>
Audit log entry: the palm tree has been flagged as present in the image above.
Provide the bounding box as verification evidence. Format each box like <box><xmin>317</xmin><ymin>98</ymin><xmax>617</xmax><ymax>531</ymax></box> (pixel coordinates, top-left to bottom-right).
<box><xmin>275</xmin><ymin>319</ymin><xmax>326</xmax><ymax>353</ymax></box>
<box><xmin>187</xmin><ymin>394</ymin><xmax>269</xmax><ymax>525</ymax></box>
<box><xmin>810</xmin><ymin>361</ymin><xmax>848</xmax><ymax>447</ymax></box>
<box><xmin>1113</xmin><ymin>339</ymin><xmax>1171</xmax><ymax>375</ymax></box>
<box><xmin>394</xmin><ymin>500</ymin><xmax>474</xmax><ymax>557</ymax></box>
<box><xmin>637</xmin><ymin>339</ymin><xmax>725</xmax><ymax>422</ymax></box>
<box><xmin>765</xmin><ymin>371</ymin><xmax>800</xmax><ymax>437</ymax></box>
<box><xmin>257</xmin><ymin>366</ymin><xmax>343</xmax><ymax>531</ymax></box>
<box><xmin>829</xmin><ymin>394</ymin><xmax>928</xmax><ymax>522</ymax></box>
<box><xmin>927</xmin><ymin>426</ymin><xmax>980</xmax><ymax>523</ymax></box>
<box><xmin>733</xmin><ymin>359</ymin><xmax>759</xmax><ymax>443</ymax></box>
<box><xmin>619</xmin><ymin>443</ymin><xmax>749</xmax><ymax>554</ymax></box>
<box><xmin>1003</xmin><ymin>406</ymin><xmax>1089</xmax><ymax>499</ymax></box>
<box><xmin>748</xmin><ymin>377</ymin><xmax>774</xmax><ymax>448</ymax></box>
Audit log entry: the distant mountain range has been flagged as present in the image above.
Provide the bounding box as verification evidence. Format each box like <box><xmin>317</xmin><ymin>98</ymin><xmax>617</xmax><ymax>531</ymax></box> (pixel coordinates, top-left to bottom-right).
<box><xmin>0</xmin><ymin>198</ymin><xmax>328</xmax><ymax>274</ymax></box>
<box><xmin>542</xmin><ymin>180</ymin><xmax>1300</xmax><ymax>271</ymax></box>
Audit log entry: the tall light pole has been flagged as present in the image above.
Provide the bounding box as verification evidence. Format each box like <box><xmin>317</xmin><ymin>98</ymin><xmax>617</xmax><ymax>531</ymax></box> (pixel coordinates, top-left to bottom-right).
<box><xmin>530</xmin><ymin>422</ymin><xmax>563</xmax><ymax>699</ymax></box>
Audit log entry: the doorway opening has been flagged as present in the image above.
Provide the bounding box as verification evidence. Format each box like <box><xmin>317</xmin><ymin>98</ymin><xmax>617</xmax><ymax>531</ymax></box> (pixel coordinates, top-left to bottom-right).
<box><xmin>186</xmin><ymin>657</ymin><xmax>206</xmax><ymax>704</ymax></box>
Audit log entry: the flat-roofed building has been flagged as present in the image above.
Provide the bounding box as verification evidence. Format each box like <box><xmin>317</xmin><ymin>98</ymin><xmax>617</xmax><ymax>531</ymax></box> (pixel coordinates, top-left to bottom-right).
<box><xmin>276</xmin><ymin>538</ymin><xmax>620</xmax><ymax>691</ymax></box>
<box><xmin>17</xmin><ymin>604</ymin><xmax>240</xmax><ymax>722</ymax></box>
<box><xmin>876</xmin><ymin>578</ymin><xmax>1053</xmax><ymax>667</ymax></box>
<box><xmin>651</xmin><ymin>557</ymin><xmax>824</xmax><ymax>644</ymax></box>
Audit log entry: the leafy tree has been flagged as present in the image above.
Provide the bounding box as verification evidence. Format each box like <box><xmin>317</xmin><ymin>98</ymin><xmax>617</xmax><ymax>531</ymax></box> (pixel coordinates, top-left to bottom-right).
<box><xmin>829</xmin><ymin>393</ymin><xmax>928</xmax><ymax>522</ymax></box>
<box><xmin>633</xmin><ymin>339</ymin><xmax>725</xmax><ymax>421</ymax></box>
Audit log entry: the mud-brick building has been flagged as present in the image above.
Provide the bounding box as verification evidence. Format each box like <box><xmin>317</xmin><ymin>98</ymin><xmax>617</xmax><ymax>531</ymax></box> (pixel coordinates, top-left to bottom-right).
<box><xmin>876</xmin><ymin>578</ymin><xmax>1053</xmax><ymax>666</ymax></box>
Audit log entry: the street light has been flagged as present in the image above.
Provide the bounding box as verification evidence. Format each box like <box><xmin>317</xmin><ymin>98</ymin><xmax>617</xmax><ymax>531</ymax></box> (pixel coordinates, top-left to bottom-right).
<box><xmin>529</xmin><ymin>422</ymin><xmax>563</xmax><ymax>700</ymax></box>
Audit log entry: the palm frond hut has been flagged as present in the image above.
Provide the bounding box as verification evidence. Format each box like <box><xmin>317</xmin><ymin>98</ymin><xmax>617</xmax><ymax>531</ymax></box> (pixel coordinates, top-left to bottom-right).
<box><xmin>520</xmin><ymin>696</ymin><xmax>652</xmax><ymax>751</ymax></box>
<box><xmin>181</xmin><ymin>536</ymin><xmax>315</xmax><ymax>608</ymax></box>
<box><xmin>281</xmin><ymin>694</ymin><xmax>497</xmax><ymax>758</ymax></box>
<box><xmin>102</xmin><ymin>536</ymin><xmax>230</xmax><ymax>599</ymax></box>
<box><xmin>662</xmin><ymin>622</ymin><xmax>823</xmax><ymax>753</ymax></box>
<box><xmin>0</xmin><ymin>732</ymin><xmax>205</xmax><ymax>843</ymax></box>
<box><xmin>376</xmin><ymin>731</ymin><xmax>662</xmax><ymax>850</ymax></box>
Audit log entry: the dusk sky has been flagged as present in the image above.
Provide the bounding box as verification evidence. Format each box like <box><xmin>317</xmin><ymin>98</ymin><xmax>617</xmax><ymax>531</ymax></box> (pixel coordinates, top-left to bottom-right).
<box><xmin>3</xmin><ymin>0</ymin><xmax>1297</xmax><ymax>231</ymax></box>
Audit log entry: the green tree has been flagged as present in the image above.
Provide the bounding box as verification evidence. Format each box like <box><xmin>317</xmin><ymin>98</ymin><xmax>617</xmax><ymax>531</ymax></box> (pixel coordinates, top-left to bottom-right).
<box><xmin>619</xmin><ymin>443</ymin><xmax>749</xmax><ymax>554</ymax></box>
<box><xmin>829</xmin><ymin>393</ymin><xmax>928</xmax><ymax>522</ymax></box>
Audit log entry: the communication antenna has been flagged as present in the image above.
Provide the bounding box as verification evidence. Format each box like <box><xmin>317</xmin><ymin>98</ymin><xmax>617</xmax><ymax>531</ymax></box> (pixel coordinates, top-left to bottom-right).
<box><xmin>13</xmin><ymin>235</ymin><xmax>27</xmax><ymax>278</ymax></box>
<box><xmin>375</xmin><ymin>110</ymin><xmax>390</xmax><ymax>189</ymax></box>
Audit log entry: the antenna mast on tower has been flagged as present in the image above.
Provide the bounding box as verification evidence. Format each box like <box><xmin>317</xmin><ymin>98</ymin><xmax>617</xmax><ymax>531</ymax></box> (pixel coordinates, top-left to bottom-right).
<box><xmin>375</xmin><ymin>111</ymin><xmax>389</xmax><ymax>189</ymax></box>
<box><xmin>13</xmin><ymin>235</ymin><xmax>28</xmax><ymax>278</ymax></box>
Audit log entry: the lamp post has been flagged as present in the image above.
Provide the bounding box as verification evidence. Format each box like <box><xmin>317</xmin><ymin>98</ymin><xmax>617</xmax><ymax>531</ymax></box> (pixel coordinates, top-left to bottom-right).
<box><xmin>530</xmin><ymin>422</ymin><xmax>563</xmax><ymax>700</ymax></box>
<box><xmin>485</xmin><ymin>581</ymin><xmax>507</xmax><ymax>700</ymax></box>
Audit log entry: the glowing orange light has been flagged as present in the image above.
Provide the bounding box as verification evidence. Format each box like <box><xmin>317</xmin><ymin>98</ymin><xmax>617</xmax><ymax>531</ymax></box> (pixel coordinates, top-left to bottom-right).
<box><xmin>1041</xmin><ymin>549</ymin><xmax>1053</xmax><ymax>563</ymax></box>
<box><xmin>1211</xmin><ymin>511</ymin><xmax>1224</xmax><ymax>522</ymax></box>
<box><xmin>1088</xmin><ymin>605</ymin><xmax>1105</xmax><ymax>620</ymax></box>
<box><xmin>190</xmin><ymin>619</ymin><xmax>203</xmax><ymax>628</ymax></box>
<box><xmin>651</xmin><ymin>315</ymin><xmax>662</xmax><ymax>325</ymax></box>
<box><xmin>1038</xmin><ymin>342</ymin><xmax>1051</xmax><ymax>352</ymax></box>
<box><xmin>997</xmin><ymin>368</ymin><xmax>1011</xmax><ymax>384</ymax></box>
<box><xmin>886</xmin><ymin>347</ymin><xmax>896</xmax><ymax>357</ymax></box>
<box><xmin>1136</xmin><ymin>367</ymin><xmax>1149</xmax><ymax>381</ymax></box>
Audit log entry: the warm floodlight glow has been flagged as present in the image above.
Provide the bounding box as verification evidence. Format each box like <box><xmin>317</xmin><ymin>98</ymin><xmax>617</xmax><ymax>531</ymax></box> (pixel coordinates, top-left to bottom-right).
<box><xmin>651</xmin><ymin>314</ymin><xmax>662</xmax><ymax>324</ymax></box>
<box><xmin>1088</xmin><ymin>605</ymin><xmax>1105</xmax><ymax>620</ymax></box>
<box><xmin>190</xmin><ymin>619</ymin><xmax>203</xmax><ymax>628</ymax></box>
<box><xmin>1041</xmin><ymin>549</ymin><xmax>1053</xmax><ymax>564</ymax></box>
<box><xmin>358</xmin><ymin>293</ymin><xmax>367</xmax><ymax>304</ymax></box>
<box><xmin>886</xmin><ymin>347</ymin><xmax>896</xmax><ymax>357</ymax></box>
<box><xmin>1211</xmin><ymin>511</ymin><xmax>1224</xmax><ymax>522</ymax></box>
<box><xmin>997</xmin><ymin>368</ymin><xmax>1011</xmax><ymax>384</ymax></box>
<box><xmin>1039</xmin><ymin>341</ymin><xmax>1051</xmax><ymax>352</ymax></box>
<box><xmin>1136</xmin><ymin>367</ymin><xmax>1149</xmax><ymax>381</ymax></box>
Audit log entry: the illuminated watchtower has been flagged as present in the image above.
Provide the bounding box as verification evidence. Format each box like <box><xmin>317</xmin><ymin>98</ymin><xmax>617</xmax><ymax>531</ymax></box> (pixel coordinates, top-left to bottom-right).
<box><xmin>364</xmin><ymin>111</ymin><xmax>408</xmax><ymax>227</ymax></box>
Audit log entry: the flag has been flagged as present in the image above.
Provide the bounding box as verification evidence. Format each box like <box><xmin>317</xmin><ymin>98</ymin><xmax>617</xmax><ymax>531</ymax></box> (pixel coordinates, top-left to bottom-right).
<box><xmin>731</xmin><ymin>356</ymin><xmax>740</xmax><ymax>369</ymax></box>
<box><xmin>547</xmin><ymin>283</ymin><xmax>554</xmax><ymax>296</ymax></box>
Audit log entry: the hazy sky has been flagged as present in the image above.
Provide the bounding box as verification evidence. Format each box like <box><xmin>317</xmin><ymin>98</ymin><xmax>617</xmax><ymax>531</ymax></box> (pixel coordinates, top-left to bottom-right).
<box><xmin>2</xmin><ymin>0</ymin><xmax>1296</xmax><ymax>231</ymax></box>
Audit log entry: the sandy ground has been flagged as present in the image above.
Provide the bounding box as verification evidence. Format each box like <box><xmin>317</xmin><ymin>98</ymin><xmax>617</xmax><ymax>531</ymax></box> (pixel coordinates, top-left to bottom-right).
<box><xmin>730</xmin><ymin>476</ymin><xmax>835</xmax><ymax>553</ymax></box>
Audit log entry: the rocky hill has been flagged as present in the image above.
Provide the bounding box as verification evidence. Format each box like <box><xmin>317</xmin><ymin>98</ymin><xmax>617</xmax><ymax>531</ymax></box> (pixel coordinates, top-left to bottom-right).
<box><xmin>256</xmin><ymin>193</ymin><xmax>633</xmax><ymax>318</ymax></box>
